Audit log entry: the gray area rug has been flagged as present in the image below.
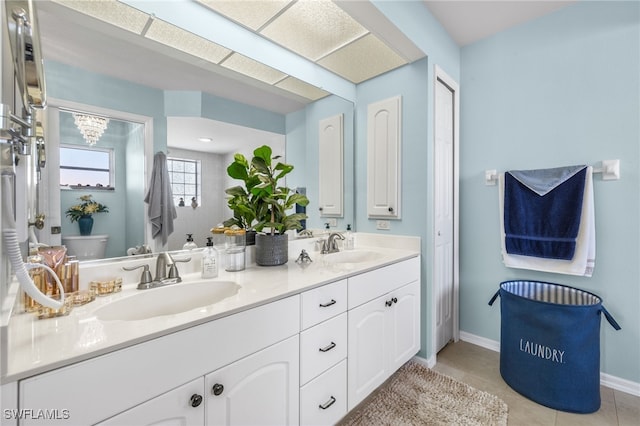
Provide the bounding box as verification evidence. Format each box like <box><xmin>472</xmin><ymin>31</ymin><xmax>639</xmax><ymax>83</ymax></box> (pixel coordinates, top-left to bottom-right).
<box><xmin>340</xmin><ymin>360</ymin><xmax>508</xmax><ymax>426</ymax></box>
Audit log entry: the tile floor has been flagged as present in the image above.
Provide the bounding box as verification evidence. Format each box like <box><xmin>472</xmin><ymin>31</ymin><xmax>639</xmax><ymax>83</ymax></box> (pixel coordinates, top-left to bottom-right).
<box><xmin>433</xmin><ymin>341</ymin><xmax>640</xmax><ymax>426</ymax></box>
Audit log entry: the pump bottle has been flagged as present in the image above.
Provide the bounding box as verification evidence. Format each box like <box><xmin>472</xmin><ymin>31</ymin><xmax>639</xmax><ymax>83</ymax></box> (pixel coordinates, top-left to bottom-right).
<box><xmin>183</xmin><ymin>234</ymin><xmax>197</xmax><ymax>250</ymax></box>
<box><xmin>201</xmin><ymin>237</ymin><xmax>219</xmax><ymax>278</ymax></box>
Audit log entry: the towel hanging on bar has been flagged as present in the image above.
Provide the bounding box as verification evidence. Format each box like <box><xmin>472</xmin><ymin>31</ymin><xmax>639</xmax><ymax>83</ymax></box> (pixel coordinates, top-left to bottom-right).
<box><xmin>499</xmin><ymin>165</ymin><xmax>595</xmax><ymax>277</ymax></box>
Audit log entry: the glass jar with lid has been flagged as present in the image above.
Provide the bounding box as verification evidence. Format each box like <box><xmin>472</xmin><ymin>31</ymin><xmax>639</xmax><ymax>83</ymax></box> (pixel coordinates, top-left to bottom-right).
<box><xmin>225</xmin><ymin>228</ymin><xmax>246</xmax><ymax>271</ymax></box>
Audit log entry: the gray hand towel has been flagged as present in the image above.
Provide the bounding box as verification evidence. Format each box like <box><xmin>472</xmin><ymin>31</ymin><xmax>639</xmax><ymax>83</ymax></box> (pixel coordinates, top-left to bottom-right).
<box><xmin>144</xmin><ymin>152</ymin><xmax>177</xmax><ymax>246</ymax></box>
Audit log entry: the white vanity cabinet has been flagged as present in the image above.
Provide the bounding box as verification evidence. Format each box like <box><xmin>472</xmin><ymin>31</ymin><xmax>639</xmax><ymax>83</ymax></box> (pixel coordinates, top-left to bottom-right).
<box><xmin>18</xmin><ymin>296</ymin><xmax>300</xmax><ymax>426</ymax></box>
<box><xmin>299</xmin><ymin>279</ymin><xmax>348</xmax><ymax>425</ymax></box>
<box><xmin>205</xmin><ymin>335</ymin><xmax>299</xmax><ymax>425</ymax></box>
<box><xmin>98</xmin><ymin>336</ymin><xmax>299</xmax><ymax>426</ymax></box>
<box><xmin>347</xmin><ymin>257</ymin><xmax>421</xmax><ymax>410</ymax></box>
<box><xmin>96</xmin><ymin>378</ymin><xmax>205</xmax><ymax>426</ymax></box>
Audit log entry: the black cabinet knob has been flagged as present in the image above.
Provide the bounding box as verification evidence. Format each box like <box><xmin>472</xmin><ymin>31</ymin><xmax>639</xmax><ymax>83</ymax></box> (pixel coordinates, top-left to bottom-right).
<box><xmin>388</xmin><ymin>207</ymin><xmax>394</xmax><ymax>212</ymax></box>
<box><xmin>392</xmin><ymin>297</ymin><xmax>398</xmax><ymax>304</ymax></box>
<box><xmin>190</xmin><ymin>394</ymin><xmax>203</xmax><ymax>408</ymax></box>
<box><xmin>212</xmin><ymin>383</ymin><xmax>224</xmax><ymax>396</ymax></box>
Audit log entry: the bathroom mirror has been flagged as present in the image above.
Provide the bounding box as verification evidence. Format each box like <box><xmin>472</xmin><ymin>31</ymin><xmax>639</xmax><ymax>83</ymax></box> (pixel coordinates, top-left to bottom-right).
<box><xmin>34</xmin><ymin>1</ymin><xmax>355</xmax><ymax>260</ymax></box>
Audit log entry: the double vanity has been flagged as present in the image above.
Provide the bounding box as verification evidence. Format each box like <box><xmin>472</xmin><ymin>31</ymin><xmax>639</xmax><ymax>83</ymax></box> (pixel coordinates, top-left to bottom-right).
<box><xmin>1</xmin><ymin>234</ymin><xmax>420</xmax><ymax>425</ymax></box>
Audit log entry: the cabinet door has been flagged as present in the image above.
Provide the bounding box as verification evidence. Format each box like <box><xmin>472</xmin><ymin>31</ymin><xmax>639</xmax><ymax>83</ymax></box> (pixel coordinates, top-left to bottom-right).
<box><xmin>205</xmin><ymin>335</ymin><xmax>299</xmax><ymax>426</ymax></box>
<box><xmin>347</xmin><ymin>294</ymin><xmax>389</xmax><ymax>410</ymax></box>
<box><xmin>367</xmin><ymin>95</ymin><xmax>401</xmax><ymax>218</ymax></box>
<box><xmin>318</xmin><ymin>114</ymin><xmax>343</xmax><ymax>217</ymax></box>
<box><xmin>388</xmin><ymin>280</ymin><xmax>421</xmax><ymax>372</ymax></box>
<box><xmin>96</xmin><ymin>378</ymin><xmax>205</xmax><ymax>426</ymax></box>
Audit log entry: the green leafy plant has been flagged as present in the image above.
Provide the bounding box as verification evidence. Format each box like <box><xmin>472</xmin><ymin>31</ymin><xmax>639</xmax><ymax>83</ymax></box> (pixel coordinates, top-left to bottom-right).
<box><xmin>224</xmin><ymin>145</ymin><xmax>308</xmax><ymax>235</ymax></box>
<box><xmin>65</xmin><ymin>194</ymin><xmax>109</xmax><ymax>222</ymax></box>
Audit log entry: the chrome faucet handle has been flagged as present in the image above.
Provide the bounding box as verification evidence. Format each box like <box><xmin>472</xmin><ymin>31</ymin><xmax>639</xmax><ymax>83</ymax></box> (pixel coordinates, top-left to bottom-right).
<box><xmin>168</xmin><ymin>257</ymin><xmax>191</xmax><ymax>279</ymax></box>
<box><xmin>295</xmin><ymin>249</ymin><xmax>313</xmax><ymax>264</ymax></box>
<box><xmin>123</xmin><ymin>264</ymin><xmax>153</xmax><ymax>289</ymax></box>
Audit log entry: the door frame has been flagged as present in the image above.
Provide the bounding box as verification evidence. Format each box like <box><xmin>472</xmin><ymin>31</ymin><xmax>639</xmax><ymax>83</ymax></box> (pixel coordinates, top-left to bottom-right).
<box><xmin>432</xmin><ymin>65</ymin><xmax>460</xmax><ymax>355</ymax></box>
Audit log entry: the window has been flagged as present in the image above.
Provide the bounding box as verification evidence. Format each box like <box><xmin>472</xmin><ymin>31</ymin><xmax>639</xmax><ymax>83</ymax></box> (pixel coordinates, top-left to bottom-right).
<box><xmin>60</xmin><ymin>145</ymin><xmax>114</xmax><ymax>189</ymax></box>
<box><xmin>167</xmin><ymin>157</ymin><xmax>201</xmax><ymax>206</ymax></box>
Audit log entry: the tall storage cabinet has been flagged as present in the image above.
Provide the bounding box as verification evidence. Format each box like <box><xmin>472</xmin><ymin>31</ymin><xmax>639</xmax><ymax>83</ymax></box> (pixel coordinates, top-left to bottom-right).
<box><xmin>367</xmin><ymin>95</ymin><xmax>402</xmax><ymax>219</ymax></box>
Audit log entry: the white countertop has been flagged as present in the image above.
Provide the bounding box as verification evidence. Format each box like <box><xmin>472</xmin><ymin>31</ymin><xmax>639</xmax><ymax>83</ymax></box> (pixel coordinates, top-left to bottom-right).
<box><xmin>1</xmin><ymin>234</ymin><xmax>420</xmax><ymax>383</ymax></box>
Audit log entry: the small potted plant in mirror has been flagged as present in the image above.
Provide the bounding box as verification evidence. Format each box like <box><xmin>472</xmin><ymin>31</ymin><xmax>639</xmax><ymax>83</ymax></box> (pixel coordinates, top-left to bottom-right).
<box><xmin>65</xmin><ymin>194</ymin><xmax>109</xmax><ymax>236</ymax></box>
<box><xmin>224</xmin><ymin>145</ymin><xmax>309</xmax><ymax>266</ymax></box>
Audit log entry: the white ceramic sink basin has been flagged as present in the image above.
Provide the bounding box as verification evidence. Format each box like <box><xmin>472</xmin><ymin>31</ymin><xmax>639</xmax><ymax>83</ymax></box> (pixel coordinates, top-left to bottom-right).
<box><xmin>322</xmin><ymin>250</ymin><xmax>382</xmax><ymax>264</ymax></box>
<box><xmin>95</xmin><ymin>280</ymin><xmax>240</xmax><ymax>321</ymax></box>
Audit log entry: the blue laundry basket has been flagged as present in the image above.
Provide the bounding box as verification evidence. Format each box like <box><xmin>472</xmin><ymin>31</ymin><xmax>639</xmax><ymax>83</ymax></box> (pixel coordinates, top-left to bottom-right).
<box><xmin>489</xmin><ymin>280</ymin><xmax>620</xmax><ymax>413</ymax></box>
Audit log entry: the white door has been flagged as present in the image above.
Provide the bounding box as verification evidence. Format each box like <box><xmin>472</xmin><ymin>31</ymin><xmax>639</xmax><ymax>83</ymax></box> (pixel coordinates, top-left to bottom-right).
<box><xmin>347</xmin><ymin>294</ymin><xmax>389</xmax><ymax>410</ymax></box>
<box><xmin>387</xmin><ymin>280</ymin><xmax>421</xmax><ymax>372</ymax></box>
<box><xmin>96</xmin><ymin>378</ymin><xmax>205</xmax><ymax>426</ymax></box>
<box><xmin>205</xmin><ymin>335</ymin><xmax>299</xmax><ymax>426</ymax></box>
<box><xmin>434</xmin><ymin>69</ymin><xmax>459</xmax><ymax>353</ymax></box>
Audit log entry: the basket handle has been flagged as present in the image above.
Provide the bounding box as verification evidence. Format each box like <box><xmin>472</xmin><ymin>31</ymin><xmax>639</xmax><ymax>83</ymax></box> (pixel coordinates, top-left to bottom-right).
<box><xmin>488</xmin><ymin>289</ymin><xmax>500</xmax><ymax>306</ymax></box>
<box><xmin>600</xmin><ymin>305</ymin><xmax>621</xmax><ymax>330</ymax></box>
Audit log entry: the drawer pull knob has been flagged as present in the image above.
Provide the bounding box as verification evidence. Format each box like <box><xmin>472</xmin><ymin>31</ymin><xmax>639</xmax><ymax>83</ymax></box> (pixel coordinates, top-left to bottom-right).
<box><xmin>319</xmin><ymin>299</ymin><xmax>337</xmax><ymax>308</ymax></box>
<box><xmin>319</xmin><ymin>341</ymin><xmax>336</xmax><ymax>352</ymax></box>
<box><xmin>319</xmin><ymin>396</ymin><xmax>336</xmax><ymax>410</ymax></box>
<box><xmin>190</xmin><ymin>394</ymin><xmax>203</xmax><ymax>407</ymax></box>
<box><xmin>212</xmin><ymin>383</ymin><xmax>224</xmax><ymax>396</ymax></box>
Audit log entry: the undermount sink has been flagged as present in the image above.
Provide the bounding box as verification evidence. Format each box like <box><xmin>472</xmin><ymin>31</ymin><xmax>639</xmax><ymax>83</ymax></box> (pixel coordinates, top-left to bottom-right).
<box><xmin>322</xmin><ymin>250</ymin><xmax>382</xmax><ymax>264</ymax></box>
<box><xmin>95</xmin><ymin>280</ymin><xmax>240</xmax><ymax>321</ymax></box>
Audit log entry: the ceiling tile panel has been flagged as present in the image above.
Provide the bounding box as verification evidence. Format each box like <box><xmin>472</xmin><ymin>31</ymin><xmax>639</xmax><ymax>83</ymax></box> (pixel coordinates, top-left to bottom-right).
<box><xmin>260</xmin><ymin>0</ymin><xmax>368</xmax><ymax>61</ymax></box>
<box><xmin>53</xmin><ymin>0</ymin><xmax>149</xmax><ymax>34</ymax></box>
<box><xmin>221</xmin><ymin>53</ymin><xmax>287</xmax><ymax>85</ymax></box>
<box><xmin>145</xmin><ymin>19</ymin><xmax>232</xmax><ymax>65</ymax></box>
<box><xmin>196</xmin><ymin>0</ymin><xmax>292</xmax><ymax>31</ymax></box>
<box><xmin>318</xmin><ymin>33</ymin><xmax>408</xmax><ymax>83</ymax></box>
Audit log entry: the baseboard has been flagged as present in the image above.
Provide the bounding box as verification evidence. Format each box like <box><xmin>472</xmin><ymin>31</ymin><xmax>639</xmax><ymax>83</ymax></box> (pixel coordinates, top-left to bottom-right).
<box><xmin>413</xmin><ymin>354</ymin><xmax>436</xmax><ymax>369</ymax></box>
<box><xmin>459</xmin><ymin>331</ymin><xmax>640</xmax><ymax>397</ymax></box>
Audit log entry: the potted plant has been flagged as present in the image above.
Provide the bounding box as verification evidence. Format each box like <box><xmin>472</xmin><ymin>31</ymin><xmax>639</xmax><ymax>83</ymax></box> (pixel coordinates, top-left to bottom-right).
<box><xmin>224</xmin><ymin>145</ymin><xmax>308</xmax><ymax>265</ymax></box>
<box><xmin>65</xmin><ymin>194</ymin><xmax>109</xmax><ymax>236</ymax></box>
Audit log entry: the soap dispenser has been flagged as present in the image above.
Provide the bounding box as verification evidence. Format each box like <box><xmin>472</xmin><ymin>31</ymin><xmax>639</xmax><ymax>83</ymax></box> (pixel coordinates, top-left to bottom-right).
<box><xmin>201</xmin><ymin>237</ymin><xmax>219</xmax><ymax>279</ymax></box>
<box><xmin>345</xmin><ymin>224</ymin><xmax>354</xmax><ymax>250</ymax></box>
<box><xmin>183</xmin><ymin>234</ymin><xmax>197</xmax><ymax>250</ymax></box>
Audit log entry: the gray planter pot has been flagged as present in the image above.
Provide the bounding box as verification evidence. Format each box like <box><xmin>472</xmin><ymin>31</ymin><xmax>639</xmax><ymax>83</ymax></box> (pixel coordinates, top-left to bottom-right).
<box><xmin>255</xmin><ymin>233</ymin><xmax>288</xmax><ymax>266</ymax></box>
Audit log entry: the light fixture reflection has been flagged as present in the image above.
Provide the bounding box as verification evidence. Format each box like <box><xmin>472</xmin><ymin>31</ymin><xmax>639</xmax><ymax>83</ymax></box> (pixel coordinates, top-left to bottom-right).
<box><xmin>73</xmin><ymin>113</ymin><xmax>110</xmax><ymax>146</ymax></box>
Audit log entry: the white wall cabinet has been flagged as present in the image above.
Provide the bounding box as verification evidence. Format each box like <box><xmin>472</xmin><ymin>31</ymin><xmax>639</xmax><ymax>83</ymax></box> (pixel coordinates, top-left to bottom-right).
<box><xmin>318</xmin><ymin>114</ymin><xmax>344</xmax><ymax>217</ymax></box>
<box><xmin>367</xmin><ymin>95</ymin><xmax>402</xmax><ymax>219</ymax></box>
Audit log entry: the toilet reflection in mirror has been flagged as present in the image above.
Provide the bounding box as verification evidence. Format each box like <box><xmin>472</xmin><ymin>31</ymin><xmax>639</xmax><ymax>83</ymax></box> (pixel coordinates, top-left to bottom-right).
<box><xmin>61</xmin><ymin>235</ymin><xmax>109</xmax><ymax>261</ymax></box>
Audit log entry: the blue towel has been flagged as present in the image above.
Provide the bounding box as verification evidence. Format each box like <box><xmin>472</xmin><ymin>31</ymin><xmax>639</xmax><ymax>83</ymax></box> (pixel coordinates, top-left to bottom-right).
<box><xmin>504</xmin><ymin>166</ymin><xmax>587</xmax><ymax>260</ymax></box>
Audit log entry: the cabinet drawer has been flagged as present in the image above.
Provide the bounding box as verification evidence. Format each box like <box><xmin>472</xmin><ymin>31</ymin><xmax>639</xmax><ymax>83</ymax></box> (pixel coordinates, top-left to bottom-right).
<box><xmin>300</xmin><ymin>360</ymin><xmax>347</xmax><ymax>426</ymax></box>
<box><xmin>300</xmin><ymin>313</ymin><xmax>347</xmax><ymax>385</ymax></box>
<box><xmin>348</xmin><ymin>257</ymin><xmax>420</xmax><ymax>309</ymax></box>
<box><xmin>300</xmin><ymin>279</ymin><xmax>347</xmax><ymax>330</ymax></box>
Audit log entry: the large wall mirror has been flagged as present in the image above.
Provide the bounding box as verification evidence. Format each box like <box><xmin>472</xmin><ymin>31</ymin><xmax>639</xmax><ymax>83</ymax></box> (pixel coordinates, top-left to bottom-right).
<box><xmin>34</xmin><ymin>1</ymin><xmax>356</xmax><ymax>260</ymax></box>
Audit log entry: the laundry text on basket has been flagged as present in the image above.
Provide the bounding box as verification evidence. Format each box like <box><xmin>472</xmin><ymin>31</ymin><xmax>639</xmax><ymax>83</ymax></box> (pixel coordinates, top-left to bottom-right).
<box><xmin>520</xmin><ymin>338</ymin><xmax>565</xmax><ymax>363</ymax></box>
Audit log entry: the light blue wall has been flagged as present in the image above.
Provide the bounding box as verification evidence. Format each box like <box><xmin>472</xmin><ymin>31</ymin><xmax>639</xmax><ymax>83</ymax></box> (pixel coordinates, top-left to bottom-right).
<box><xmin>459</xmin><ymin>1</ymin><xmax>640</xmax><ymax>382</ymax></box>
<box><xmin>362</xmin><ymin>1</ymin><xmax>461</xmax><ymax>360</ymax></box>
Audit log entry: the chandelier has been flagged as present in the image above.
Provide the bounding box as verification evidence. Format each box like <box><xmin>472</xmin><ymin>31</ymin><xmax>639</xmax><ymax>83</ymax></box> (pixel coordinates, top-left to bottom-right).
<box><xmin>73</xmin><ymin>113</ymin><xmax>109</xmax><ymax>146</ymax></box>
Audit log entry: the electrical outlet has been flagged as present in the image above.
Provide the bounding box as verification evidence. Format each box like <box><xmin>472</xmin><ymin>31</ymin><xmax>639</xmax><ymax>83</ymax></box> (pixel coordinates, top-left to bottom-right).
<box><xmin>376</xmin><ymin>220</ymin><xmax>390</xmax><ymax>230</ymax></box>
<box><xmin>327</xmin><ymin>218</ymin><xmax>337</xmax><ymax>227</ymax></box>
<box><xmin>51</xmin><ymin>226</ymin><xmax>61</xmax><ymax>234</ymax></box>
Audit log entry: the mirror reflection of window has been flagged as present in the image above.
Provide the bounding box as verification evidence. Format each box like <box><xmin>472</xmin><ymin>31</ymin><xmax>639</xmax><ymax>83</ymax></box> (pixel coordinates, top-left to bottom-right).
<box><xmin>60</xmin><ymin>145</ymin><xmax>114</xmax><ymax>188</ymax></box>
<box><xmin>168</xmin><ymin>157</ymin><xmax>201</xmax><ymax>206</ymax></box>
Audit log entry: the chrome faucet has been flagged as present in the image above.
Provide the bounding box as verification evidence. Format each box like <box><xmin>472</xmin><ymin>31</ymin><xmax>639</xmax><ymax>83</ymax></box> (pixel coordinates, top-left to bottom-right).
<box><xmin>322</xmin><ymin>233</ymin><xmax>345</xmax><ymax>254</ymax></box>
<box><xmin>154</xmin><ymin>252</ymin><xmax>176</xmax><ymax>282</ymax></box>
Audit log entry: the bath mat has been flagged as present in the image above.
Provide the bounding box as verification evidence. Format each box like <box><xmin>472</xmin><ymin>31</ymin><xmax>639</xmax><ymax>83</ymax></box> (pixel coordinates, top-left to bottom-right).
<box><xmin>339</xmin><ymin>360</ymin><xmax>508</xmax><ymax>426</ymax></box>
